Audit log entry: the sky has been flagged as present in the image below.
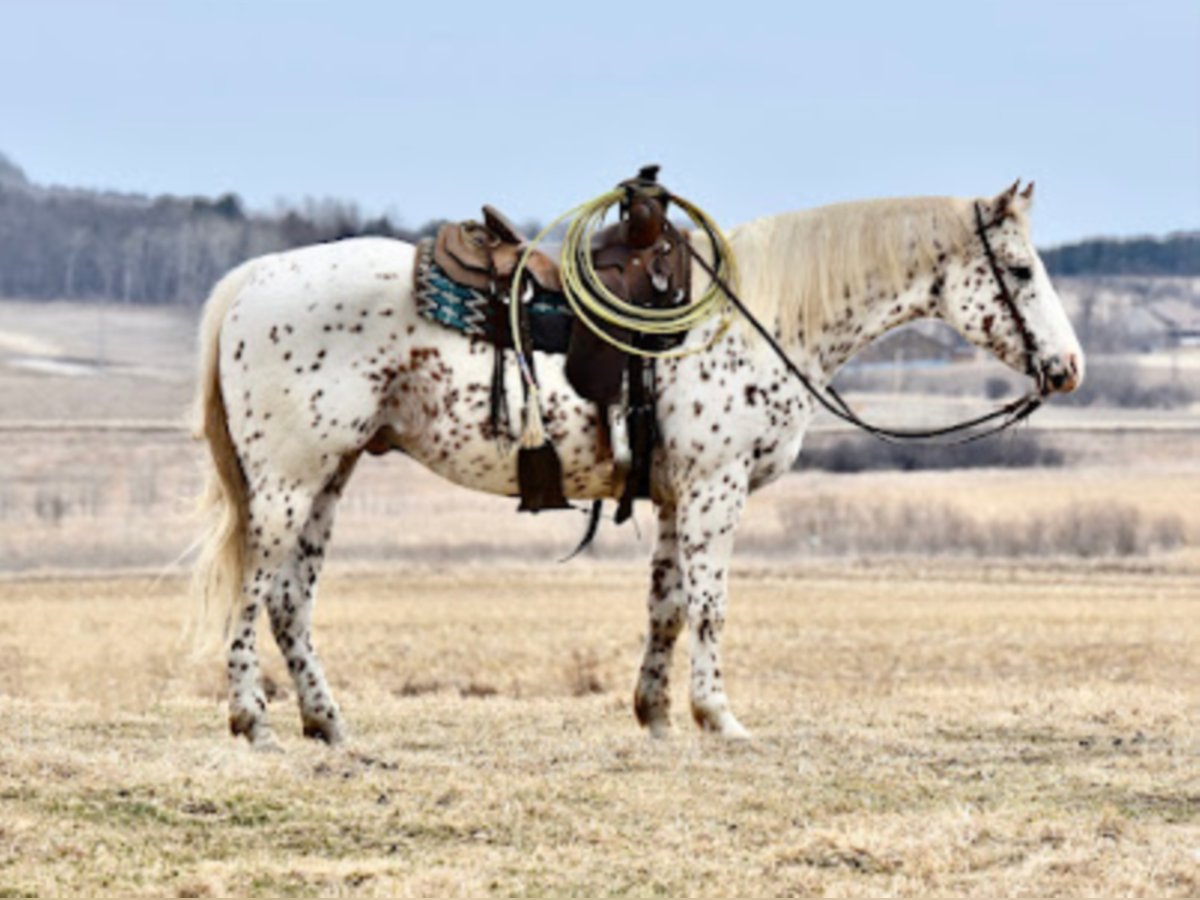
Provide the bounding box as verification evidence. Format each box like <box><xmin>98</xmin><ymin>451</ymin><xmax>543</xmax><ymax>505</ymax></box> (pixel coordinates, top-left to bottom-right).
<box><xmin>2</xmin><ymin>0</ymin><xmax>1197</xmax><ymax>246</ymax></box>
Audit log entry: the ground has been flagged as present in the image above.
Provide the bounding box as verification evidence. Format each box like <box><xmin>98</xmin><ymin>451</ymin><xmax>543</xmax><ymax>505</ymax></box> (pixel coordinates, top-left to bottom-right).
<box><xmin>1</xmin><ymin>564</ymin><xmax>1196</xmax><ymax>897</ymax></box>
<box><xmin>1</xmin><ymin>299</ymin><xmax>1197</xmax><ymax>895</ymax></box>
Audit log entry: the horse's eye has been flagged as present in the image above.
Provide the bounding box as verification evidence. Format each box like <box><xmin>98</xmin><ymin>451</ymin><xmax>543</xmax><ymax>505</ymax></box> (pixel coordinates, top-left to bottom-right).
<box><xmin>1009</xmin><ymin>265</ymin><xmax>1033</xmax><ymax>281</ymax></box>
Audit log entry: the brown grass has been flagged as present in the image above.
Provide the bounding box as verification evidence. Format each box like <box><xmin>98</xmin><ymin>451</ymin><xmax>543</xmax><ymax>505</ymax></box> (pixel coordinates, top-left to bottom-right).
<box><xmin>2</xmin><ymin>299</ymin><xmax>1198</xmax><ymax>895</ymax></box>
<box><xmin>0</xmin><ymin>565</ymin><xmax>1196</xmax><ymax>897</ymax></box>
<box><xmin>1</xmin><ymin>427</ymin><xmax>1198</xmax><ymax>575</ymax></box>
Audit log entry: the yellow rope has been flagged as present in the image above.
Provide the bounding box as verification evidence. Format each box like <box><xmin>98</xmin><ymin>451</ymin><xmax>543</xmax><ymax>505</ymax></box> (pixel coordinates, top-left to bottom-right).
<box><xmin>509</xmin><ymin>189</ymin><xmax>739</xmax><ymax>368</ymax></box>
<box><xmin>508</xmin><ymin>188</ymin><xmax>738</xmax><ymax>447</ymax></box>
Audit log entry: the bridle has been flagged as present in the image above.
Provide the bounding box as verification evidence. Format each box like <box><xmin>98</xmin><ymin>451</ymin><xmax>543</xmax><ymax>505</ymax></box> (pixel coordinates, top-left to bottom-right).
<box><xmin>973</xmin><ymin>201</ymin><xmax>1042</xmax><ymax>384</ymax></box>
<box><xmin>672</xmin><ymin>198</ymin><xmax>1046</xmax><ymax>445</ymax></box>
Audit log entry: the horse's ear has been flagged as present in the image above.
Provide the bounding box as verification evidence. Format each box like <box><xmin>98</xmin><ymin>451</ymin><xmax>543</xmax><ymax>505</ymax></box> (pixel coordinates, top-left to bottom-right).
<box><xmin>1014</xmin><ymin>180</ymin><xmax>1035</xmax><ymax>213</ymax></box>
<box><xmin>992</xmin><ymin>179</ymin><xmax>1022</xmax><ymax>218</ymax></box>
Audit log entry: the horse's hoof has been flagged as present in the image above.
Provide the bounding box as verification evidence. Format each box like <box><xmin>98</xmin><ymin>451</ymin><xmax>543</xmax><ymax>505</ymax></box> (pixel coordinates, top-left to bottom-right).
<box><xmin>692</xmin><ymin>704</ymin><xmax>752</xmax><ymax>740</ymax></box>
<box><xmin>646</xmin><ymin>718</ymin><xmax>672</xmax><ymax>740</ymax></box>
<box><xmin>251</xmin><ymin>732</ymin><xmax>285</xmax><ymax>753</ymax></box>
<box><xmin>230</xmin><ymin>710</ymin><xmax>282</xmax><ymax>750</ymax></box>
<box><xmin>719</xmin><ymin>719</ymin><xmax>752</xmax><ymax>741</ymax></box>
<box><xmin>633</xmin><ymin>687</ymin><xmax>672</xmax><ymax>737</ymax></box>
<box><xmin>302</xmin><ymin>715</ymin><xmax>345</xmax><ymax>746</ymax></box>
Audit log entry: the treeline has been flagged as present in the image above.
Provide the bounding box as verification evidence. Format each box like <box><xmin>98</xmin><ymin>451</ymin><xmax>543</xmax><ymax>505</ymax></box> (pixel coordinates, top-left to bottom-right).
<box><xmin>0</xmin><ymin>152</ymin><xmax>440</xmax><ymax>306</ymax></box>
<box><xmin>0</xmin><ymin>150</ymin><xmax>1196</xmax><ymax>305</ymax></box>
<box><xmin>1040</xmin><ymin>232</ymin><xmax>1200</xmax><ymax>277</ymax></box>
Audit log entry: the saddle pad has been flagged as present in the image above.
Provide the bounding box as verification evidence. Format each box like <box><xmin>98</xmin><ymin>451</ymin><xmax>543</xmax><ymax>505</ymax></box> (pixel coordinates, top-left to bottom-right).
<box><xmin>413</xmin><ymin>240</ymin><xmax>572</xmax><ymax>354</ymax></box>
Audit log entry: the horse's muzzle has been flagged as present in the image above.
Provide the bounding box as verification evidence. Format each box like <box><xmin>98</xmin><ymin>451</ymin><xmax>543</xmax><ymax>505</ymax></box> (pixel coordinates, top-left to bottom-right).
<box><xmin>1038</xmin><ymin>352</ymin><xmax>1084</xmax><ymax>394</ymax></box>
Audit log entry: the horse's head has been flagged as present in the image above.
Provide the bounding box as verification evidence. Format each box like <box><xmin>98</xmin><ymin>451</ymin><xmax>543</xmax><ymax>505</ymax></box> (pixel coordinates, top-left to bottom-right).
<box><xmin>939</xmin><ymin>181</ymin><xmax>1084</xmax><ymax>394</ymax></box>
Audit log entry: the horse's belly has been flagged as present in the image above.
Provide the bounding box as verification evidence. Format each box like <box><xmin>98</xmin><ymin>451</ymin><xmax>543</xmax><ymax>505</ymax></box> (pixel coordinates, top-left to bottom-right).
<box><xmin>394</xmin><ymin>417</ymin><xmax>519</xmax><ymax>497</ymax></box>
<box><xmin>385</xmin><ymin>335</ymin><xmax>619</xmax><ymax>501</ymax></box>
<box><xmin>397</xmin><ymin>420</ymin><xmax>619</xmax><ymax>500</ymax></box>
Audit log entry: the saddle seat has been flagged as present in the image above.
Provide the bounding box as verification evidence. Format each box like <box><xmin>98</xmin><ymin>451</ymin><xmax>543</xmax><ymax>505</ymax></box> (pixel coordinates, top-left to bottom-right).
<box><xmin>434</xmin><ymin>205</ymin><xmax>562</xmax><ymax>295</ymax></box>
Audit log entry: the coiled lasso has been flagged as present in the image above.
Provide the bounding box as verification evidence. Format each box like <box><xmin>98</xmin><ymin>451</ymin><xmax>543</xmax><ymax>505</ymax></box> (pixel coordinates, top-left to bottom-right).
<box><xmin>508</xmin><ymin>188</ymin><xmax>739</xmax><ymax>448</ymax></box>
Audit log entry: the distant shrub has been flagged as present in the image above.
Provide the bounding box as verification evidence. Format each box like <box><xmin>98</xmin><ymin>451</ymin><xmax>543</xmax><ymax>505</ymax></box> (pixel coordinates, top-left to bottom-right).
<box><xmin>796</xmin><ymin>432</ymin><xmax>1064</xmax><ymax>473</ymax></box>
<box><xmin>985</xmin><ymin>376</ymin><xmax>1013</xmax><ymax>399</ymax></box>
<box><xmin>776</xmin><ymin>499</ymin><xmax>1186</xmax><ymax>558</ymax></box>
<box><xmin>34</xmin><ymin>489</ymin><xmax>68</xmax><ymax>525</ymax></box>
<box><xmin>564</xmin><ymin>649</ymin><xmax>606</xmax><ymax>697</ymax></box>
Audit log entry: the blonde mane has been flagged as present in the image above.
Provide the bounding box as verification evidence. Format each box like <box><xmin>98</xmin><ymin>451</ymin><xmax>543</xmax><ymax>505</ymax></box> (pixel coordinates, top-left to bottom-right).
<box><xmin>726</xmin><ymin>195</ymin><xmax>985</xmax><ymax>347</ymax></box>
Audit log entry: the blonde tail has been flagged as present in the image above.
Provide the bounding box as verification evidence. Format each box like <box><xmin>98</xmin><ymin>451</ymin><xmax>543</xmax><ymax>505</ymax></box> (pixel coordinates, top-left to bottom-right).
<box><xmin>190</xmin><ymin>261</ymin><xmax>257</xmax><ymax>641</ymax></box>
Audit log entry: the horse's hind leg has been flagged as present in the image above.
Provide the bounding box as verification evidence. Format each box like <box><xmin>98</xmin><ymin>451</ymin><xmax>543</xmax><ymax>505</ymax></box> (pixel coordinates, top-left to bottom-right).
<box><xmin>227</xmin><ymin>481</ymin><xmax>317</xmax><ymax>749</ymax></box>
<box><xmin>262</xmin><ymin>457</ymin><xmax>357</xmax><ymax>745</ymax></box>
<box><xmin>633</xmin><ymin>503</ymin><xmax>685</xmax><ymax>737</ymax></box>
<box><xmin>227</xmin><ymin>574</ymin><xmax>277</xmax><ymax>748</ymax></box>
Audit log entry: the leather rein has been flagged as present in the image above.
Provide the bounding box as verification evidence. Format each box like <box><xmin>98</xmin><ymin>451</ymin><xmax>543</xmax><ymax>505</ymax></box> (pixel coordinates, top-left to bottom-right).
<box><xmin>671</xmin><ymin>199</ymin><xmax>1046</xmax><ymax>445</ymax></box>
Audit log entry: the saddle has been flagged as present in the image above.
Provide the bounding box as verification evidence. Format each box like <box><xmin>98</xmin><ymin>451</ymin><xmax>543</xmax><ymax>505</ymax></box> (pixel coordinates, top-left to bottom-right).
<box><xmin>431</xmin><ymin>175</ymin><xmax>690</xmax><ymax>407</ymax></box>
<box><xmin>434</xmin><ymin>206</ymin><xmax>562</xmax><ymax>295</ymax></box>
<box><xmin>425</xmin><ymin>166</ymin><xmax>692</xmax><ymax>520</ymax></box>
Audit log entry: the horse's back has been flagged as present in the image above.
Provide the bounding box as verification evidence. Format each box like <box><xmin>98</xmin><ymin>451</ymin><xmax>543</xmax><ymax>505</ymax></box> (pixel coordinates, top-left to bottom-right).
<box><xmin>229</xmin><ymin>237</ymin><xmax>417</xmax><ymax>309</ymax></box>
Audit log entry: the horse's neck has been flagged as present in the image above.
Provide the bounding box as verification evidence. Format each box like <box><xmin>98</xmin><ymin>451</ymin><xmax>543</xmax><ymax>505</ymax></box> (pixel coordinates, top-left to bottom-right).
<box><xmin>803</xmin><ymin>267</ymin><xmax>943</xmax><ymax>379</ymax></box>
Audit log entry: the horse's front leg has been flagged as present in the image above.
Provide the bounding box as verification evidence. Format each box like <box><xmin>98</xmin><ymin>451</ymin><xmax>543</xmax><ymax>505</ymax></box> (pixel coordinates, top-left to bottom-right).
<box><xmin>678</xmin><ymin>465</ymin><xmax>750</xmax><ymax>738</ymax></box>
<box><xmin>634</xmin><ymin>502</ymin><xmax>684</xmax><ymax>737</ymax></box>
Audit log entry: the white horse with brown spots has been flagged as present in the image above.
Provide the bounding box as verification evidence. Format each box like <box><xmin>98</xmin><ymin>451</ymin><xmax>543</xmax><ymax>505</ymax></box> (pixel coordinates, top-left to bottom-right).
<box><xmin>194</xmin><ymin>180</ymin><xmax>1082</xmax><ymax>748</ymax></box>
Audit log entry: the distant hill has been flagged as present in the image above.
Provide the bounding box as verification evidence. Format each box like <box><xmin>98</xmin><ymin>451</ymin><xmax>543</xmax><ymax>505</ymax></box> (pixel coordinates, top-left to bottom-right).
<box><xmin>1040</xmin><ymin>232</ymin><xmax>1200</xmax><ymax>277</ymax></box>
<box><xmin>0</xmin><ymin>152</ymin><xmax>30</xmax><ymax>189</ymax></box>
<box><xmin>0</xmin><ymin>152</ymin><xmax>429</xmax><ymax>305</ymax></box>
<box><xmin>0</xmin><ymin>151</ymin><xmax>1196</xmax><ymax>304</ymax></box>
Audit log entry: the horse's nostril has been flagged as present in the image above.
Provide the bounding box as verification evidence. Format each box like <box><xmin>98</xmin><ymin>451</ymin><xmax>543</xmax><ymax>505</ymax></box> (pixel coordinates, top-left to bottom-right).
<box><xmin>1041</xmin><ymin>353</ymin><xmax>1082</xmax><ymax>393</ymax></box>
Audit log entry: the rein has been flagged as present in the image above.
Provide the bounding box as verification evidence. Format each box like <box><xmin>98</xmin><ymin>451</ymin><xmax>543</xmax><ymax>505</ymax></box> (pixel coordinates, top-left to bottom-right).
<box><xmin>670</xmin><ymin>199</ymin><xmax>1045</xmax><ymax>445</ymax></box>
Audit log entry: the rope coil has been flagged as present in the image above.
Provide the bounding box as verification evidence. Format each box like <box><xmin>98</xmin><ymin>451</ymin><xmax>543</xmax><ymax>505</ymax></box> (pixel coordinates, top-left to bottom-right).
<box><xmin>509</xmin><ymin>189</ymin><xmax>739</xmax><ymax>444</ymax></box>
<box><xmin>509</xmin><ymin>190</ymin><xmax>737</xmax><ymax>374</ymax></box>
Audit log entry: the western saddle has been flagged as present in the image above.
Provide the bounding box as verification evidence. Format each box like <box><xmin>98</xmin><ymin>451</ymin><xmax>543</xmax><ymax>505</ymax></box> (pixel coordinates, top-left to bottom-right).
<box><xmin>434</xmin><ymin>205</ymin><xmax>564</xmax><ymax>297</ymax></box>
<box><xmin>428</xmin><ymin>166</ymin><xmax>691</xmax><ymax>520</ymax></box>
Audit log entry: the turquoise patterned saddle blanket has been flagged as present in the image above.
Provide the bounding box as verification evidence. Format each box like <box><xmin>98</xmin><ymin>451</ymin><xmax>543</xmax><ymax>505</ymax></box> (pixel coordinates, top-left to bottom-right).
<box><xmin>413</xmin><ymin>240</ymin><xmax>572</xmax><ymax>353</ymax></box>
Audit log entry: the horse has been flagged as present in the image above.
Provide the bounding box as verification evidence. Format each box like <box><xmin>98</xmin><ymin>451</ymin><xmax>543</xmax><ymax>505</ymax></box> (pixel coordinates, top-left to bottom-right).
<box><xmin>193</xmin><ymin>179</ymin><xmax>1083</xmax><ymax>748</ymax></box>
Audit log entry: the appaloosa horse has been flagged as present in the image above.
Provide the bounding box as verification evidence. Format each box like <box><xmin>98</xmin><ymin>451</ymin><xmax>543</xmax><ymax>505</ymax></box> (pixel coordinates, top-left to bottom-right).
<box><xmin>194</xmin><ymin>180</ymin><xmax>1082</xmax><ymax>748</ymax></box>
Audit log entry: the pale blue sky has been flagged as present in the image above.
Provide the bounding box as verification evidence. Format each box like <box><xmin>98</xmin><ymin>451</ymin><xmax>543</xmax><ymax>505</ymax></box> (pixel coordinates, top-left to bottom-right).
<box><xmin>2</xmin><ymin>0</ymin><xmax>1197</xmax><ymax>245</ymax></box>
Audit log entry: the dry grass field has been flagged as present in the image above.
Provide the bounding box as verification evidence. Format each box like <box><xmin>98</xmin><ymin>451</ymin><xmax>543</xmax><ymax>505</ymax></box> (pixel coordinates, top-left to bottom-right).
<box><xmin>0</xmin><ymin>565</ymin><xmax>1197</xmax><ymax>897</ymax></box>
<box><xmin>2</xmin><ymin>425</ymin><xmax>1198</xmax><ymax>574</ymax></box>
<box><xmin>2</xmin><ymin>299</ymin><xmax>1198</xmax><ymax>896</ymax></box>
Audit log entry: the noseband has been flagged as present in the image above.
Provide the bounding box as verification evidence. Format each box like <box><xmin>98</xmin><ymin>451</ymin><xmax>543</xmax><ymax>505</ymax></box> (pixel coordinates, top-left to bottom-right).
<box><xmin>973</xmin><ymin>202</ymin><xmax>1041</xmax><ymax>383</ymax></box>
